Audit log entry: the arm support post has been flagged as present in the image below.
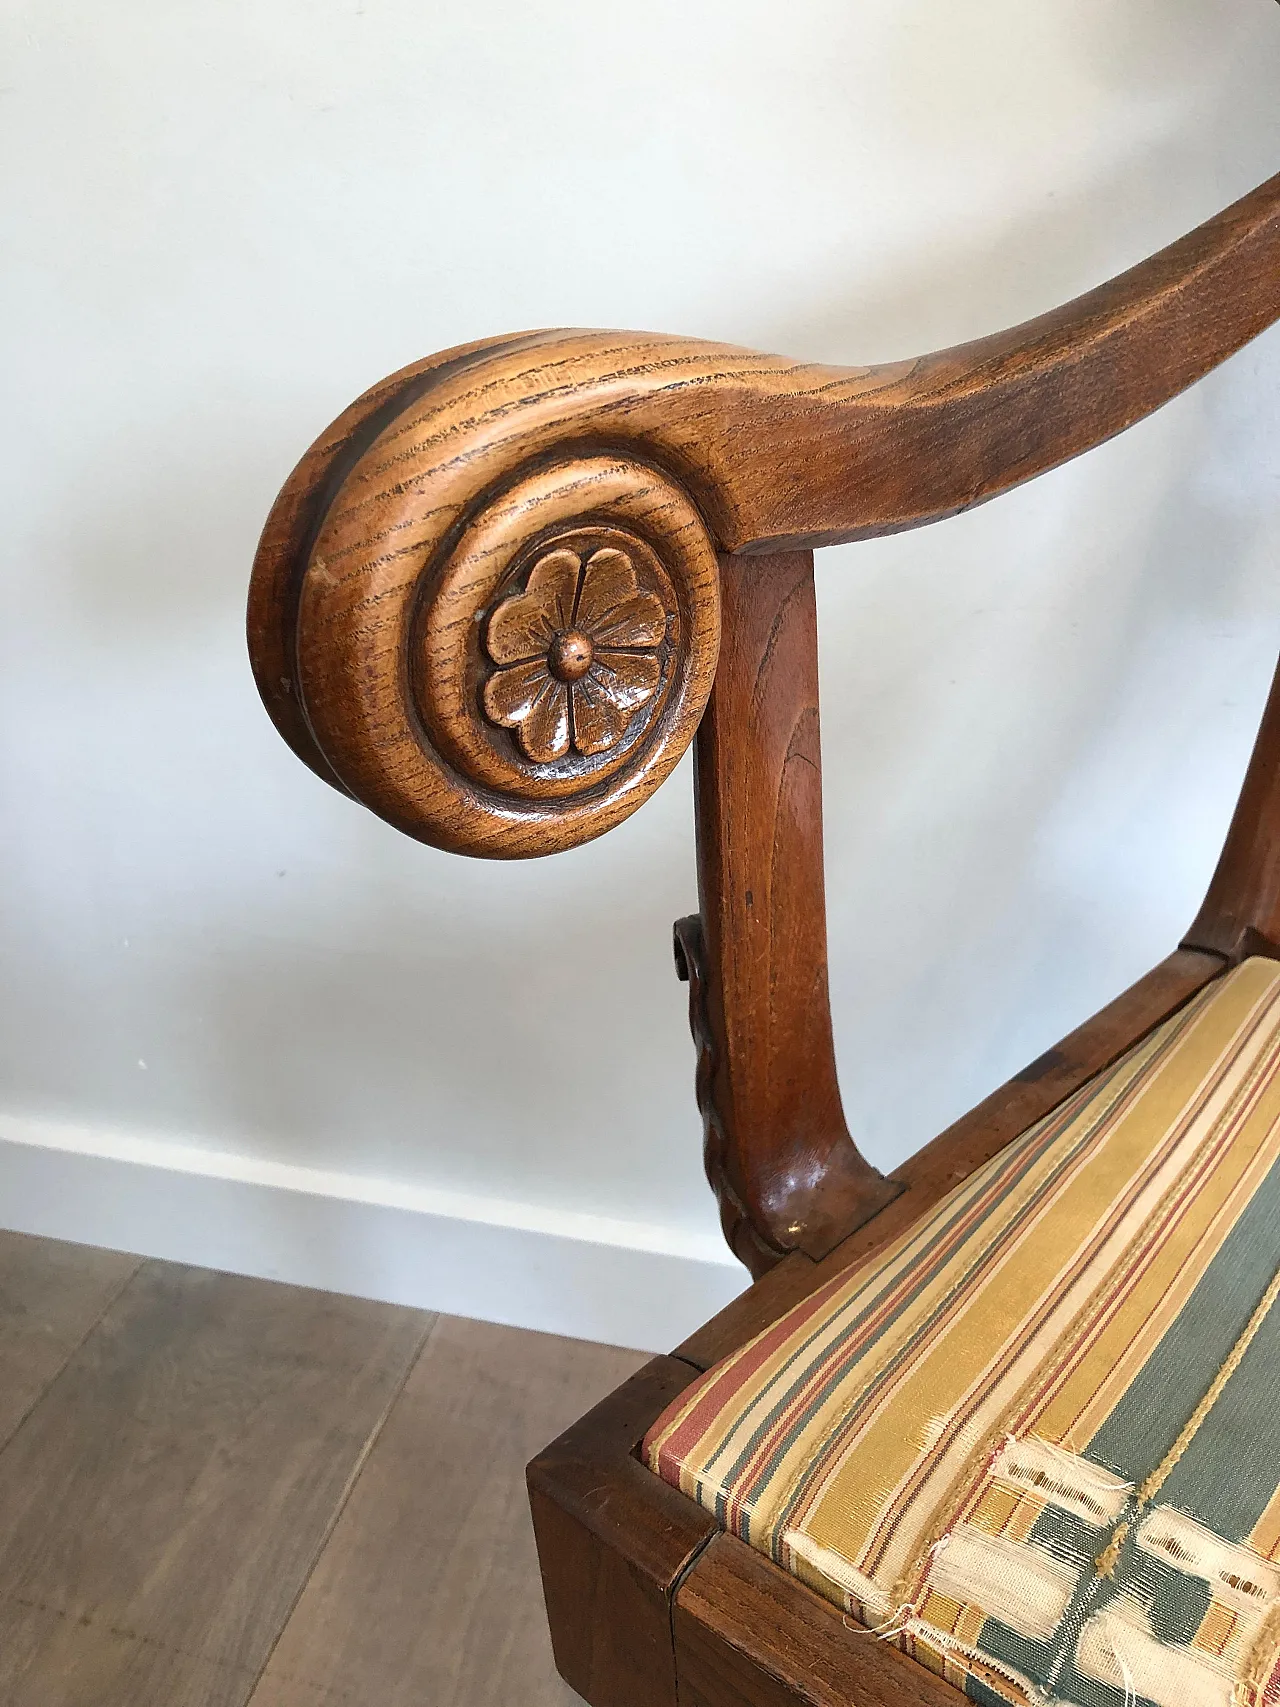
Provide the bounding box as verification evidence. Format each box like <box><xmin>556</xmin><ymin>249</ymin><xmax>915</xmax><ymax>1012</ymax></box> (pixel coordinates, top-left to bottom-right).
<box><xmin>676</xmin><ymin>552</ymin><xmax>898</xmax><ymax>1275</ymax></box>
<box><xmin>1186</xmin><ymin>656</ymin><xmax>1280</xmax><ymax>963</ymax></box>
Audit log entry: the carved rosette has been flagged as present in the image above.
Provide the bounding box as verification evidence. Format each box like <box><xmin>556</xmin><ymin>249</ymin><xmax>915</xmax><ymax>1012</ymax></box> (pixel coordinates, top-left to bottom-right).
<box><xmin>411</xmin><ymin>459</ymin><xmax>718</xmax><ymax>848</ymax></box>
<box><xmin>248</xmin><ymin>343</ymin><xmax>720</xmax><ymax>857</ymax></box>
<box><xmin>482</xmin><ymin>546</ymin><xmax>668</xmax><ymax>763</ymax></box>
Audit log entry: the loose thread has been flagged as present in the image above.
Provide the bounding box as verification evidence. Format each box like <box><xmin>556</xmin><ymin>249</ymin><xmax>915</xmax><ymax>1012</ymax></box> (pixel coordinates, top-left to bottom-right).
<box><xmin>1103</xmin><ymin>1626</ymin><xmax>1137</xmax><ymax>1707</ymax></box>
<box><xmin>848</xmin><ymin>1532</ymin><xmax>954</xmax><ymax>1641</ymax></box>
<box><xmin>843</xmin><ymin>1603</ymin><xmax>911</xmax><ymax>1640</ymax></box>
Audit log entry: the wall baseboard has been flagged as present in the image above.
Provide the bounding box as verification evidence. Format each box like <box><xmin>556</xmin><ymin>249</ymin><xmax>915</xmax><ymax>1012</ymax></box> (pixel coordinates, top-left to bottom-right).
<box><xmin>0</xmin><ymin>1113</ymin><xmax>746</xmax><ymax>1352</ymax></box>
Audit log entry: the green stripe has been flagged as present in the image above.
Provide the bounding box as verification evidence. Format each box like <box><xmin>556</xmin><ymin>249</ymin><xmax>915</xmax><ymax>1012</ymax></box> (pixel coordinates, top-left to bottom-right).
<box><xmin>1085</xmin><ymin>1149</ymin><xmax>1280</xmax><ymax>1530</ymax></box>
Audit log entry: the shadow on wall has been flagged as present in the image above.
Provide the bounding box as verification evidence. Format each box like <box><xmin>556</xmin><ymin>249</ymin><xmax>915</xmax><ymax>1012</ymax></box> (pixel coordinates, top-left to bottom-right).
<box><xmin>1</xmin><ymin>0</ymin><xmax>1279</xmax><ymax>1241</ymax></box>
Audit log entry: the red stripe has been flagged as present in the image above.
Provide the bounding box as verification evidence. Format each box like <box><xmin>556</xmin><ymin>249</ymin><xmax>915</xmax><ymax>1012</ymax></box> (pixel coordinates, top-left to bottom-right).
<box><xmin>650</xmin><ymin>1066</ymin><xmax>1138</xmax><ymax>1509</ymax></box>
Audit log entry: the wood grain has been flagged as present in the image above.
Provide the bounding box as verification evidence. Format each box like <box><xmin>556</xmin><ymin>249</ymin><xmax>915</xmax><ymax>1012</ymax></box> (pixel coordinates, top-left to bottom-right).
<box><xmin>676</xmin><ymin>948</ymin><xmax>1225</xmax><ymax>1367</ymax></box>
<box><xmin>245</xmin><ymin>331</ymin><xmax>547</xmax><ymax>794</ymax></box>
<box><xmin>1186</xmin><ymin>654</ymin><xmax>1280</xmax><ymax>962</ymax></box>
<box><xmin>683</xmin><ymin>550</ymin><xmax>898</xmax><ymax>1275</ymax></box>
<box><xmin>528</xmin><ymin>1356</ymin><xmax>719</xmax><ymax>1707</ymax></box>
<box><xmin>675</xmin><ymin>1535</ymin><xmax>962</xmax><ymax>1707</ymax></box>
<box><xmin>249</xmin><ymin>171</ymin><xmax>1280</xmax><ymax>859</ymax></box>
<box><xmin>249</xmin><ymin>1316</ymin><xmax>645</xmax><ymax>1707</ymax></box>
<box><xmin>0</xmin><ymin>1229</ymin><xmax>140</xmax><ymax>1451</ymax></box>
<box><xmin>252</xmin><ymin>444</ymin><xmax>720</xmax><ymax>859</ymax></box>
<box><xmin>0</xmin><ymin>1260</ymin><xmax>430</xmax><ymax>1707</ymax></box>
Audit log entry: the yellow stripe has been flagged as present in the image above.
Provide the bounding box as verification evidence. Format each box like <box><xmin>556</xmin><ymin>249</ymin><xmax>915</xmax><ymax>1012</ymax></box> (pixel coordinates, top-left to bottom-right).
<box><xmin>697</xmin><ymin>1012</ymin><xmax>1181</xmax><ymax>1536</ymax></box>
<box><xmin>647</xmin><ymin>956</ymin><xmax>1280</xmax><ymax>1671</ymax></box>
<box><xmin>799</xmin><ymin>980</ymin><xmax>1258</xmax><ymax>1571</ymax></box>
<box><xmin>1042</xmin><ymin>1055</ymin><xmax>1280</xmax><ymax>1449</ymax></box>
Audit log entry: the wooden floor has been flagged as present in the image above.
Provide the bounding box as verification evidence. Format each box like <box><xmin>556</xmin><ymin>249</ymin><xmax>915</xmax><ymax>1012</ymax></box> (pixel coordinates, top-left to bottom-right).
<box><xmin>0</xmin><ymin>1229</ymin><xmax>647</xmax><ymax>1706</ymax></box>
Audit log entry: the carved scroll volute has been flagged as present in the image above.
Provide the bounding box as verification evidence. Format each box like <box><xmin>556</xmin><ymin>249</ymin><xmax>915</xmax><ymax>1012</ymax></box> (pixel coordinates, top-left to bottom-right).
<box><xmin>248</xmin><ymin>343</ymin><xmax>721</xmax><ymax>858</ymax></box>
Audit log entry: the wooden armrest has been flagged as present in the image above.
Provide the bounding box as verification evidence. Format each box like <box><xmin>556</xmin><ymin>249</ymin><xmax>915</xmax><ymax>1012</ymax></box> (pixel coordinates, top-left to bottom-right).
<box><xmin>248</xmin><ymin>171</ymin><xmax>1280</xmax><ymax>1275</ymax></box>
<box><xmin>249</xmin><ymin>170</ymin><xmax>1280</xmax><ymax>859</ymax></box>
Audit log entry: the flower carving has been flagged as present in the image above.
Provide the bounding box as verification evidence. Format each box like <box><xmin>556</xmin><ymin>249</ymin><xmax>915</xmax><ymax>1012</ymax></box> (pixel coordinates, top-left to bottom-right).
<box><xmin>482</xmin><ymin>546</ymin><xmax>668</xmax><ymax>763</ymax></box>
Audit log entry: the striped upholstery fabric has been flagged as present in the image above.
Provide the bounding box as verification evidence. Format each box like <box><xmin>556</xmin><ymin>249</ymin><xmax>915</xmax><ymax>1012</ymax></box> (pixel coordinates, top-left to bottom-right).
<box><xmin>646</xmin><ymin>957</ymin><xmax>1280</xmax><ymax>1707</ymax></box>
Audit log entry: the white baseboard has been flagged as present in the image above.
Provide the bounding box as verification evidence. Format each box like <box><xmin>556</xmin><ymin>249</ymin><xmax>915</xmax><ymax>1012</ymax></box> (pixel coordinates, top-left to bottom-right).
<box><xmin>0</xmin><ymin>1113</ymin><xmax>747</xmax><ymax>1352</ymax></box>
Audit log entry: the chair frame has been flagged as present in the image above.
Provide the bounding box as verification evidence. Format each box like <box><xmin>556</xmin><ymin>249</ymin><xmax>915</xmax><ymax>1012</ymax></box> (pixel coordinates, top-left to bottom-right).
<box><xmin>248</xmin><ymin>171</ymin><xmax>1280</xmax><ymax>1706</ymax></box>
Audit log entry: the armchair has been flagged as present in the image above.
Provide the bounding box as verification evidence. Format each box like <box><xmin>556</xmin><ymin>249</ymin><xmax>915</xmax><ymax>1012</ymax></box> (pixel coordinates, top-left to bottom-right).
<box><xmin>248</xmin><ymin>170</ymin><xmax>1280</xmax><ymax>1707</ymax></box>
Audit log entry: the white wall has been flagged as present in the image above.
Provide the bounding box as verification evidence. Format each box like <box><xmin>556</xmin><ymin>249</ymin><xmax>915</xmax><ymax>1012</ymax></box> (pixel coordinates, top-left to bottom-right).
<box><xmin>2</xmin><ymin>0</ymin><xmax>1278</xmax><ymax>1350</ymax></box>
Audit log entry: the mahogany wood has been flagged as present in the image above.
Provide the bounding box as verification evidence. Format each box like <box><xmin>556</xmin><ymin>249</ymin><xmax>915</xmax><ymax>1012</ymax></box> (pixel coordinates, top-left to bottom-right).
<box><xmin>677</xmin><ymin>946</ymin><xmax>1226</xmax><ymax>1366</ymax></box>
<box><xmin>679</xmin><ymin>550</ymin><xmax>898</xmax><ymax>1275</ymax></box>
<box><xmin>246</xmin><ymin>332</ymin><xmax>529</xmax><ymax>796</ymax></box>
<box><xmin>1186</xmin><ymin>655</ymin><xmax>1280</xmax><ymax>962</ymax></box>
<box><xmin>675</xmin><ymin>1535</ymin><xmax>961</xmax><ymax>1707</ymax></box>
<box><xmin>526</xmin><ymin>1357</ymin><xmax>716</xmax><ymax>1707</ymax></box>
<box><xmin>248</xmin><ymin>172</ymin><xmax>1280</xmax><ymax>861</ymax></box>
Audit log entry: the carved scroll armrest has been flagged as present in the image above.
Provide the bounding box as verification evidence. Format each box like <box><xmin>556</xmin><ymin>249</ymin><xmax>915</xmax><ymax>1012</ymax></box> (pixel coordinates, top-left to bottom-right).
<box><xmin>249</xmin><ymin>171</ymin><xmax>1280</xmax><ymax>859</ymax></box>
<box><xmin>248</xmin><ymin>172</ymin><xmax>1280</xmax><ymax>1276</ymax></box>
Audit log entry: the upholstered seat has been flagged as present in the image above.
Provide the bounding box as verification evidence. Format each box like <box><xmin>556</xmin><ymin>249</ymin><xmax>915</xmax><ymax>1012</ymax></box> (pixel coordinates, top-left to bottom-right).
<box><xmin>645</xmin><ymin>957</ymin><xmax>1280</xmax><ymax>1707</ymax></box>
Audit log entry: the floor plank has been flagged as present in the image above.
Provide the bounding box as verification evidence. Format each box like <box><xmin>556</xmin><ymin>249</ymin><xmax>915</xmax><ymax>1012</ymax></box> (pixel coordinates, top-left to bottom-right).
<box><xmin>0</xmin><ymin>1229</ymin><xmax>140</xmax><ymax>1451</ymax></box>
<box><xmin>0</xmin><ymin>1259</ymin><xmax>432</xmax><ymax>1707</ymax></box>
<box><xmin>249</xmin><ymin>1315</ymin><xmax>647</xmax><ymax>1707</ymax></box>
